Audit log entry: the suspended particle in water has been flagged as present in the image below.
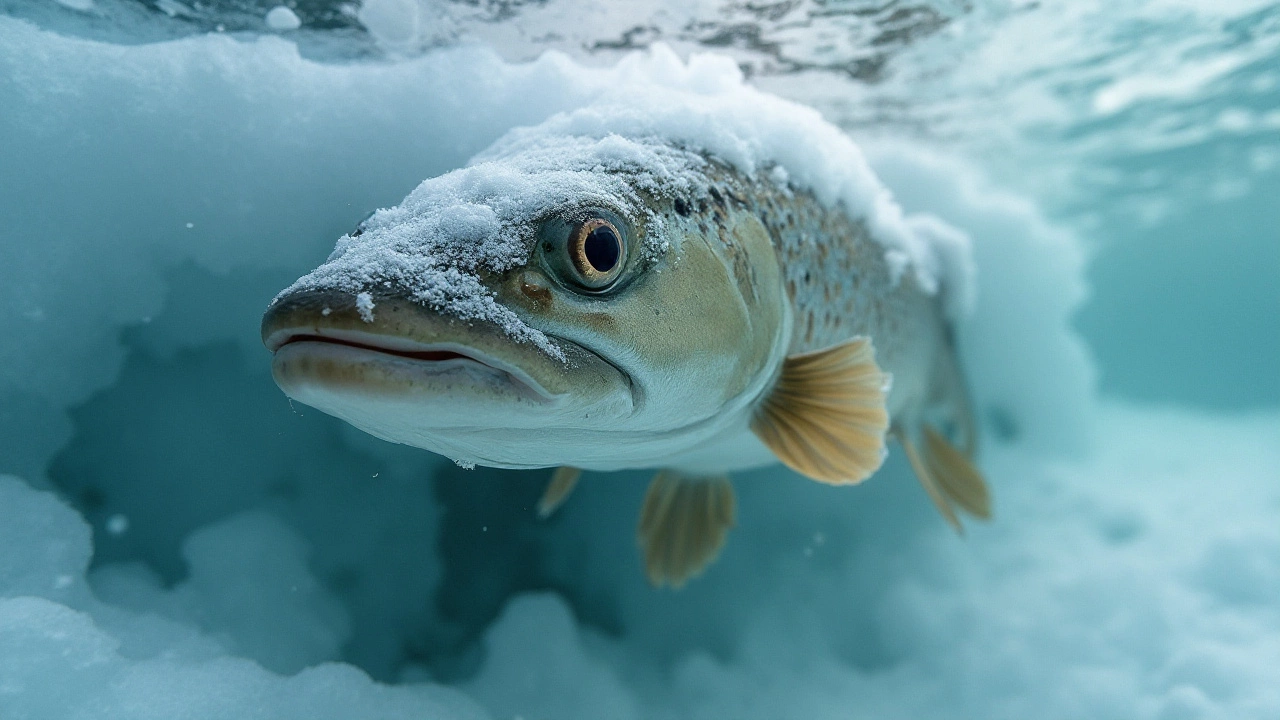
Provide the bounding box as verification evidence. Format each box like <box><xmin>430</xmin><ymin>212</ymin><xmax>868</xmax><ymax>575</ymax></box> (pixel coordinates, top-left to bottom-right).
<box><xmin>106</xmin><ymin>514</ymin><xmax>130</xmax><ymax>535</ymax></box>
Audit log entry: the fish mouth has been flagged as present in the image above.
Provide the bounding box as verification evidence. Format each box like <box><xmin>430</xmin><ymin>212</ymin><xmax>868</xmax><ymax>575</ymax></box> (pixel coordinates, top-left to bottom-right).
<box><xmin>264</xmin><ymin>325</ymin><xmax>560</xmax><ymax>404</ymax></box>
<box><xmin>261</xmin><ymin>289</ymin><xmax>634</xmax><ymax>447</ymax></box>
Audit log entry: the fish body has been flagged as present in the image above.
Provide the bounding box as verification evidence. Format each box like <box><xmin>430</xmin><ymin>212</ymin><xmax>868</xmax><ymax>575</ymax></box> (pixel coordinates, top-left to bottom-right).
<box><xmin>263</xmin><ymin>128</ymin><xmax>988</xmax><ymax>586</ymax></box>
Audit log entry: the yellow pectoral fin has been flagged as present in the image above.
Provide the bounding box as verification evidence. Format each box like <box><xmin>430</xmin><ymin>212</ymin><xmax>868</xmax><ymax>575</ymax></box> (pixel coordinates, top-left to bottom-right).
<box><xmin>536</xmin><ymin>466</ymin><xmax>582</xmax><ymax>519</ymax></box>
<box><xmin>751</xmin><ymin>336</ymin><xmax>890</xmax><ymax>485</ymax></box>
<box><xmin>637</xmin><ymin>471</ymin><xmax>736</xmax><ymax>589</ymax></box>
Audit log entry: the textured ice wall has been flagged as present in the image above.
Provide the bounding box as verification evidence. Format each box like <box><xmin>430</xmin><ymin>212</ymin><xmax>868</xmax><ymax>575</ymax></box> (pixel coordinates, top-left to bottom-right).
<box><xmin>0</xmin><ymin>15</ymin><xmax>1087</xmax><ymax>482</ymax></box>
<box><xmin>2</xmin><ymin>13</ymin><xmax>1277</xmax><ymax>720</ymax></box>
<box><xmin>0</xmin><ymin>16</ymin><xmax>609</xmax><ymax>482</ymax></box>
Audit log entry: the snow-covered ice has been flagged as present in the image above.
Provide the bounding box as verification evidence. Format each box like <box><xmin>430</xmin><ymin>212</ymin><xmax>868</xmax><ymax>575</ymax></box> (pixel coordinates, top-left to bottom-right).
<box><xmin>3</xmin><ymin>404</ymin><xmax>1277</xmax><ymax>718</ymax></box>
<box><xmin>264</xmin><ymin>6</ymin><xmax>300</xmax><ymax>32</ymax></box>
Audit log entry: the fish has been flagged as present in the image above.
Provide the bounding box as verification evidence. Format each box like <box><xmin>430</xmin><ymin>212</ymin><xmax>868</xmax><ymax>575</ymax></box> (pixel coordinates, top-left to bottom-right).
<box><xmin>261</xmin><ymin>128</ymin><xmax>990</xmax><ymax>588</ymax></box>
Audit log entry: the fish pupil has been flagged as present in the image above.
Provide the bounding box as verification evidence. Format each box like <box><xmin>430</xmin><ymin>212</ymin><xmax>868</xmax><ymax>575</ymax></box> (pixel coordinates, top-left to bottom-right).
<box><xmin>584</xmin><ymin>226</ymin><xmax>620</xmax><ymax>273</ymax></box>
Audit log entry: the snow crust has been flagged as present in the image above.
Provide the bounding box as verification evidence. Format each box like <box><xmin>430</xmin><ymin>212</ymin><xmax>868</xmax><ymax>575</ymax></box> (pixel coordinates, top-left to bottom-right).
<box><xmin>1</xmin><ymin>13</ymin><xmax>1275</xmax><ymax>720</ymax></box>
<box><xmin>264</xmin><ymin>6</ymin><xmax>300</xmax><ymax>32</ymax></box>
<box><xmin>482</xmin><ymin>51</ymin><xmax>965</xmax><ymax>302</ymax></box>
<box><xmin>279</xmin><ymin>43</ymin><xmax>971</xmax><ymax>359</ymax></box>
<box><xmin>4</xmin><ymin>404</ymin><xmax>1279</xmax><ymax>718</ymax></box>
<box><xmin>0</xmin><ymin>475</ymin><xmax>488</xmax><ymax>719</ymax></box>
<box><xmin>276</xmin><ymin>134</ymin><xmax>715</xmax><ymax>359</ymax></box>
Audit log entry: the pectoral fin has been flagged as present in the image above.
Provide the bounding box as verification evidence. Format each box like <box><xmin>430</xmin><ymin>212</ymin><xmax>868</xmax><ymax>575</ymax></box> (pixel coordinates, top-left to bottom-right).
<box><xmin>751</xmin><ymin>336</ymin><xmax>890</xmax><ymax>484</ymax></box>
<box><xmin>637</xmin><ymin>471</ymin><xmax>736</xmax><ymax>588</ymax></box>
<box><xmin>536</xmin><ymin>466</ymin><xmax>581</xmax><ymax>519</ymax></box>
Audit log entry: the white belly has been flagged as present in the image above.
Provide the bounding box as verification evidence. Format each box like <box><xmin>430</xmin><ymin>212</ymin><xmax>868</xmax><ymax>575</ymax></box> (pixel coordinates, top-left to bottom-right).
<box><xmin>658</xmin><ymin>422</ymin><xmax>781</xmax><ymax>476</ymax></box>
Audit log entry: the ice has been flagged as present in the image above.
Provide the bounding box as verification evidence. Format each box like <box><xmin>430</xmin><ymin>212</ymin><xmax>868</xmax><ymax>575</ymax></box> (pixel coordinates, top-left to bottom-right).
<box><xmin>0</xmin><ymin>476</ymin><xmax>488</xmax><ymax>719</ymax></box>
<box><xmin>865</xmin><ymin>142</ymin><xmax>1095</xmax><ymax>453</ymax></box>
<box><xmin>264</xmin><ymin>6</ymin><xmax>300</xmax><ymax>32</ymax></box>
<box><xmin>93</xmin><ymin>511</ymin><xmax>351</xmax><ymax>675</ymax></box>
<box><xmin>1</xmin><ymin>7</ymin><xmax>1277</xmax><ymax>720</ymax></box>
<box><xmin>462</xmin><ymin>593</ymin><xmax>641</xmax><ymax>720</ymax></box>
<box><xmin>465</xmin><ymin>406</ymin><xmax>1280</xmax><ymax>719</ymax></box>
<box><xmin>357</xmin><ymin>0</ymin><xmax>431</xmax><ymax>50</ymax></box>
<box><xmin>0</xmin><ymin>15</ymin><xmax>602</xmax><ymax>480</ymax></box>
<box><xmin>354</xmin><ymin>291</ymin><xmax>376</xmax><ymax>323</ymax></box>
<box><xmin>6</xmin><ymin>404</ymin><xmax>1277</xmax><ymax>717</ymax></box>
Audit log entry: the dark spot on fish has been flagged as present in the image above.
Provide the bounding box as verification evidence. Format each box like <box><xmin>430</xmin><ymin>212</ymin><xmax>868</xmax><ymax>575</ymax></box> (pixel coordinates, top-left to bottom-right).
<box><xmin>803</xmin><ymin>270</ymin><xmax>812</xmax><ymax>284</ymax></box>
<box><xmin>583</xmin><ymin>312</ymin><xmax>616</xmax><ymax>331</ymax></box>
<box><xmin>674</xmin><ymin>198</ymin><xmax>691</xmax><ymax>217</ymax></box>
<box><xmin>709</xmin><ymin>186</ymin><xmax>724</xmax><ymax>206</ymax></box>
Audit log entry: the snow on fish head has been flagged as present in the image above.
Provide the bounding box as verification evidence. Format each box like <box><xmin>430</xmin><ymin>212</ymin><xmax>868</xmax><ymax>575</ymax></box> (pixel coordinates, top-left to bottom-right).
<box><xmin>262</xmin><ymin>134</ymin><xmax>791</xmax><ymax>470</ymax></box>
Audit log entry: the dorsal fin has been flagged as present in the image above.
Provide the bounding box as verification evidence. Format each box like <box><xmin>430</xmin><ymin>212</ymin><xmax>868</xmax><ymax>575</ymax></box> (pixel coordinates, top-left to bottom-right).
<box><xmin>536</xmin><ymin>466</ymin><xmax>581</xmax><ymax>519</ymax></box>
<box><xmin>751</xmin><ymin>336</ymin><xmax>890</xmax><ymax>485</ymax></box>
<box><xmin>637</xmin><ymin>471</ymin><xmax>736</xmax><ymax>588</ymax></box>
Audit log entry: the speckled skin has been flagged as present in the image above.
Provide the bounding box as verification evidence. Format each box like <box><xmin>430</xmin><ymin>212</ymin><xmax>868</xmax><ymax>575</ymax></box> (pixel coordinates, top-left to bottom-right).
<box><xmin>667</xmin><ymin>160</ymin><xmax>960</xmax><ymax>433</ymax></box>
<box><xmin>263</xmin><ymin>148</ymin><xmax>970</xmax><ymax>474</ymax></box>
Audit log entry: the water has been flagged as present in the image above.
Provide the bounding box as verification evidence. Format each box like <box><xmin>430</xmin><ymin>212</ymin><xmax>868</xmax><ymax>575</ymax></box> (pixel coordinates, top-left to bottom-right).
<box><xmin>1</xmin><ymin>1</ymin><xmax>1277</xmax><ymax>718</ymax></box>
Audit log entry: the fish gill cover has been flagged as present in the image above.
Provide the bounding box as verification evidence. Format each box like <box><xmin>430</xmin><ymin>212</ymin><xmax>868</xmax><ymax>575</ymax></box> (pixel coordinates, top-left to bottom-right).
<box><xmin>0</xmin><ymin>2</ymin><xmax>1278</xmax><ymax>719</ymax></box>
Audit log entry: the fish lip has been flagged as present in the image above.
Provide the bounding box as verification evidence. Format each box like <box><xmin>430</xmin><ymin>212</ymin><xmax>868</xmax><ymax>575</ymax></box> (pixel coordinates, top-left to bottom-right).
<box><xmin>265</xmin><ymin>326</ymin><xmax>561</xmax><ymax>402</ymax></box>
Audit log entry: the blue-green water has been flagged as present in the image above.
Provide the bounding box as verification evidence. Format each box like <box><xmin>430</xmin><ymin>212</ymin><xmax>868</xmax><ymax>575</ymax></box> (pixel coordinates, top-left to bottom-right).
<box><xmin>1</xmin><ymin>2</ymin><xmax>1277</xmax><ymax>718</ymax></box>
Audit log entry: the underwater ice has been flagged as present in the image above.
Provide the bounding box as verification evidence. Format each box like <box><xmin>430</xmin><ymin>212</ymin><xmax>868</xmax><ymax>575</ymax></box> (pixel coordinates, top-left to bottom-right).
<box><xmin>1</xmin><ymin>12</ymin><xmax>1278</xmax><ymax>720</ymax></box>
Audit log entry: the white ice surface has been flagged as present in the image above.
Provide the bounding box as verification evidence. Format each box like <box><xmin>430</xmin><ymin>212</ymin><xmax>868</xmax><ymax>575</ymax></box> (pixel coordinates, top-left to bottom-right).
<box><xmin>0</xmin><ymin>475</ymin><xmax>488</xmax><ymax>719</ymax></box>
<box><xmin>3</xmin><ymin>405</ymin><xmax>1278</xmax><ymax>718</ymax></box>
<box><xmin>264</xmin><ymin>6</ymin><xmax>301</xmax><ymax>32</ymax></box>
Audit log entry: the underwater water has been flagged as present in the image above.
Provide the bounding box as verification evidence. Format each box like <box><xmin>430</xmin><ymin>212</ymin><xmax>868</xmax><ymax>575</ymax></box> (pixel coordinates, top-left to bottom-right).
<box><xmin>1</xmin><ymin>0</ymin><xmax>1278</xmax><ymax>718</ymax></box>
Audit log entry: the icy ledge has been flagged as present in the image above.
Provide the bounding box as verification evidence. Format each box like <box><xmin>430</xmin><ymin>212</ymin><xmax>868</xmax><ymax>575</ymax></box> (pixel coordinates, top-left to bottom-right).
<box><xmin>3</xmin><ymin>405</ymin><xmax>1279</xmax><ymax>718</ymax></box>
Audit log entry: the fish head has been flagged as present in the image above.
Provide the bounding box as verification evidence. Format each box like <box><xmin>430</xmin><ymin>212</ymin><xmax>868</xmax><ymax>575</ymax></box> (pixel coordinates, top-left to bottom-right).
<box><xmin>262</xmin><ymin>138</ymin><xmax>790</xmax><ymax>470</ymax></box>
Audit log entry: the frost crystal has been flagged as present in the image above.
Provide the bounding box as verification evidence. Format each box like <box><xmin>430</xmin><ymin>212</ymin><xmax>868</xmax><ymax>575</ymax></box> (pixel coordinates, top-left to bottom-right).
<box><xmin>355</xmin><ymin>292</ymin><xmax>375</xmax><ymax>323</ymax></box>
<box><xmin>279</xmin><ymin>135</ymin><xmax>710</xmax><ymax>363</ymax></box>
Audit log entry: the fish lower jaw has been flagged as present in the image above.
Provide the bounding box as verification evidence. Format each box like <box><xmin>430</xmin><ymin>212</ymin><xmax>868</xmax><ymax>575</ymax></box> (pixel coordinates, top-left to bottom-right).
<box><xmin>270</xmin><ymin>342</ymin><xmax>567</xmax><ymax>431</ymax></box>
<box><xmin>266</xmin><ymin>324</ymin><xmax>559</xmax><ymax>400</ymax></box>
<box><xmin>271</xmin><ymin>335</ymin><xmax>557</xmax><ymax>405</ymax></box>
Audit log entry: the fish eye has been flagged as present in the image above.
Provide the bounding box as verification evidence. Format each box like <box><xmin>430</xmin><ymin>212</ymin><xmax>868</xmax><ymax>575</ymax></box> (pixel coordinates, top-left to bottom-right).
<box><xmin>567</xmin><ymin>217</ymin><xmax>626</xmax><ymax>290</ymax></box>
